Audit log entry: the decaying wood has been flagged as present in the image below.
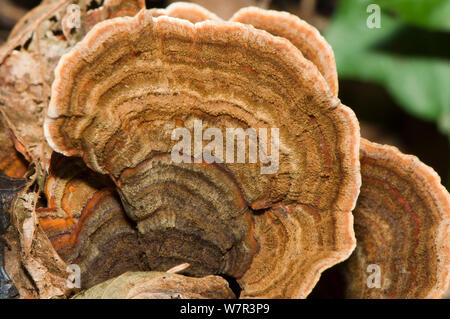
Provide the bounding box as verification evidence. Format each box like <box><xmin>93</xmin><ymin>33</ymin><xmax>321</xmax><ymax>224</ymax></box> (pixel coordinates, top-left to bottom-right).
<box><xmin>74</xmin><ymin>271</ymin><xmax>236</xmax><ymax>299</ymax></box>
<box><xmin>0</xmin><ymin>171</ymin><xmax>26</xmax><ymax>299</ymax></box>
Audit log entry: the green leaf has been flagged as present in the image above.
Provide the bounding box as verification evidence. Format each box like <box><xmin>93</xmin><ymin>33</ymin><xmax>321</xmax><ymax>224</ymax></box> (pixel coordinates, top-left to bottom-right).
<box><xmin>377</xmin><ymin>0</ymin><xmax>450</xmax><ymax>31</ymax></box>
<box><xmin>325</xmin><ymin>0</ymin><xmax>450</xmax><ymax>135</ymax></box>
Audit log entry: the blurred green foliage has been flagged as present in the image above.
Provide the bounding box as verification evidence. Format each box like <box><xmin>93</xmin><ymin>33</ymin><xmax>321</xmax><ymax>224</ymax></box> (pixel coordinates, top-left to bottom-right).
<box><xmin>325</xmin><ymin>0</ymin><xmax>450</xmax><ymax>137</ymax></box>
<box><xmin>377</xmin><ymin>0</ymin><xmax>450</xmax><ymax>31</ymax></box>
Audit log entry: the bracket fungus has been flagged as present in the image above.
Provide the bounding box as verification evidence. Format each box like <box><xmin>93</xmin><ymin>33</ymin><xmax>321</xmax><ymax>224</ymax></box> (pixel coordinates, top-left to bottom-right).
<box><xmin>230</xmin><ymin>7</ymin><xmax>338</xmax><ymax>97</ymax></box>
<box><xmin>341</xmin><ymin>139</ymin><xmax>450</xmax><ymax>299</ymax></box>
<box><xmin>37</xmin><ymin>155</ymin><xmax>147</xmax><ymax>289</ymax></box>
<box><xmin>44</xmin><ymin>8</ymin><xmax>360</xmax><ymax>298</ymax></box>
<box><xmin>0</xmin><ymin>2</ymin><xmax>448</xmax><ymax>300</ymax></box>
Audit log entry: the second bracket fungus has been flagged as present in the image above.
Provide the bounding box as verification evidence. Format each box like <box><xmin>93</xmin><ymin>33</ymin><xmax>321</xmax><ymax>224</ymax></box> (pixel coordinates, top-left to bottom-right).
<box><xmin>342</xmin><ymin>139</ymin><xmax>450</xmax><ymax>298</ymax></box>
<box><xmin>230</xmin><ymin>7</ymin><xmax>338</xmax><ymax>96</ymax></box>
<box><xmin>148</xmin><ymin>4</ymin><xmax>338</xmax><ymax>96</ymax></box>
<box><xmin>44</xmin><ymin>9</ymin><xmax>360</xmax><ymax>298</ymax></box>
<box><xmin>149</xmin><ymin>2</ymin><xmax>221</xmax><ymax>23</ymax></box>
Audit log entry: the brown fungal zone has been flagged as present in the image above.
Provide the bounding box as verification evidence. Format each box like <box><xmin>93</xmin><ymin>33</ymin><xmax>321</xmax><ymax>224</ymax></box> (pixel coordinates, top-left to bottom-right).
<box><xmin>85</xmin><ymin>0</ymin><xmax>146</xmax><ymax>31</ymax></box>
<box><xmin>44</xmin><ymin>9</ymin><xmax>360</xmax><ymax>298</ymax></box>
<box><xmin>1</xmin><ymin>2</ymin><xmax>448</xmax><ymax>300</ymax></box>
<box><xmin>118</xmin><ymin>153</ymin><xmax>256</xmax><ymax>278</ymax></box>
<box><xmin>150</xmin><ymin>5</ymin><xmax>338</xmax><ymax>96</ymax></box>
<box><xmin>342</xmin><ymin>139</ymin><xmax>450</xmax><ymax>299</ymax></box>
<box><xmin>37</xmin><ymin>155</ymin><xmax>146</xmax><ymax>289</ymax></box>
<box><xmin>74</xmin><ymin>271</ymin><xmax>235</xmax><ymax>299</ymax></box>
<box><xmin>231</xmin><ymin>7</ymin><xmax>339</xmax><ymax>96</ymax></box>
<box><xmin>37</xmin><ymin>154</ymin><xmax>255</xmax><ymax>288</ymax></box>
